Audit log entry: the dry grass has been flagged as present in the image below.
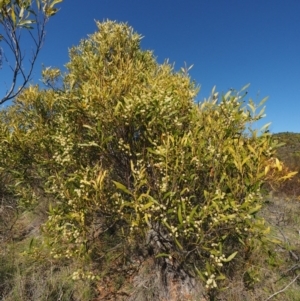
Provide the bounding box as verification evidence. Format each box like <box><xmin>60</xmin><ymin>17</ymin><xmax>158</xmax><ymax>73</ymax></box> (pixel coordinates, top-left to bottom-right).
<box><xmin>1</xmin><ymin>192</ymin><xmax>300</xmax><ymax>301</ymax></box>
<box><xmin>216</xmin><ymin>194</ymin><xmax>300</xmax><ymax>301</ymax></box>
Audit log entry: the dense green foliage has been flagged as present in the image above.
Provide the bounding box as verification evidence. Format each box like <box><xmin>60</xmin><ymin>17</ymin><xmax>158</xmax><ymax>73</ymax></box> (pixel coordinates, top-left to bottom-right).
<box><xmin>0</xmin><ymin>21</ymin><xmax>294</xmax><ymax>291</ymax></box>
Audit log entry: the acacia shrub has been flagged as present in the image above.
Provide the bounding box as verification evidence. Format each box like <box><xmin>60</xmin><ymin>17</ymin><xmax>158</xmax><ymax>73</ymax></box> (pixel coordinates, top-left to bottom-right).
<box><xmin>0</xmin><ymin>21</ymin><xmax>294</xmax><ymax>289</ymax></box>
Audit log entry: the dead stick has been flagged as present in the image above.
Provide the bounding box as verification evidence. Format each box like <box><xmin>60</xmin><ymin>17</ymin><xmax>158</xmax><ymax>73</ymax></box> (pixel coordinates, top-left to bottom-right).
<box><xmin>264</xmin><ymin>274</ymin><xmax>300</xmax><ymax>301</ymax></box>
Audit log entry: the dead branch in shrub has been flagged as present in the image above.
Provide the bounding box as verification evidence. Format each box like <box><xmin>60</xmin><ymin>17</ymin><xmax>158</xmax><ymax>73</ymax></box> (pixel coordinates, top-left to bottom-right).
<box><xmin>264</xmin><ymin>274</ymin><xmax>300</xmax><ymax>301</ymax></box>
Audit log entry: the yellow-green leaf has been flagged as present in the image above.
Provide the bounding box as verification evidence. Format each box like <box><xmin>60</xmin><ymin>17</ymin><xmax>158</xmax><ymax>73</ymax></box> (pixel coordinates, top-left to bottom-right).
<box><xmin>11</xmin><ymin>6</ymin><xmax>16</xmax><ymax>25</ymax></box>
<box><xmin>174</xmin><ymin>237</ymin><xmax>183</xmax><ymax>250</ymax></box>
<box><xmin>141</xmin><ymin>201</ymin><xmax>154</xmax><ymax>211</ymax></box>
<box><xmin>50</xmin><ymin>0</ymin><xmax>63</xmax><ymax>8</ymax></box>
<box><xmin>222</xmin><ymin>251</ymin><xmax>238</xmax><ymax>262</ymax></box>
<box><xmin>112</xmin><ymin>181</ymin><xmax>132</xmax><ymax>195</ymax></box>
<box><xmin>155</xmin><ymin>253</ymin><xmax>170</xmax><ymax>258</ymax></box>
<box><xmin>178</xmin><ymin>205</ymin><xmax>183</xmax><ymax>225</ymax></box>
<box><xmin>240</xmin><ymin>83</ymin><xmax>250</xmax><ymax>92</ymax></box>
<box><xmin>249</xmin><ymin>204</ymin><xmax>261</xmax><ymax>214</ymax></box>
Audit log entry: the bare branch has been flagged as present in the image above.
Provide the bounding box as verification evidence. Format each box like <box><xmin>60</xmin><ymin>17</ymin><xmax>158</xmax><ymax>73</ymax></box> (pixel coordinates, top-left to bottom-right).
<box><xmin>264</xmin><ymin>273</ymin><xmax>300</xmax><ymax>301</ymax></box>
<box><xmin>0</xmin><ymin>0</ymin><xmax>63</xmax><ymax>105</ymax></box>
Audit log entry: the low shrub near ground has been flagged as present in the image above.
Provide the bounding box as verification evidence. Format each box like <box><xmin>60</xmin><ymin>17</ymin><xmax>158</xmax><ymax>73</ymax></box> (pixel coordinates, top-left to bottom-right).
<box><xmin>270</xmin><ymin>132</ymin><xmax>300</xmax><ymax>198</ymax></box>
<box><xmin>0</xmin><ymin>20</ymin><xmax>296</xmax><ymax>298</ymax></box>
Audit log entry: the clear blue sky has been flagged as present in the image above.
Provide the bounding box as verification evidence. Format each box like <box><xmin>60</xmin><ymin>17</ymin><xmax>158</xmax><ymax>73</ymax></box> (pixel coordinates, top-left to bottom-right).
<box><xmin>1</xmin><ymin>0</ymin><xmax>300</xmax><ymax>133</ymax></box>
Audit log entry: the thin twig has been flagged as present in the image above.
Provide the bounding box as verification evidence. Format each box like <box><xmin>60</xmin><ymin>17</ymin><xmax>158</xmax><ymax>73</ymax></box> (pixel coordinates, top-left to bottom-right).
<box><xmin>276</xmin><ymin>225</ymin><xmax>299</xmax><ymax>261</ymax></box>
<box><xmin>283</xmin><ymin>264</ymin><xmax>300</xmax><ymax>275</ymax></box>
<box><xmin>275</xmin><ymin>264</ymin><xmax>300</xmax><ymax>284</ymax></box>
<box><xmin>0</xmin><ymin>7</ymin><xmax>48</xmax><ymax>104</ymax></box>
<box><xmin>264</xmin><ymin>274</ymin><xmax>300</xmax><ymax>301</ymax></box>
